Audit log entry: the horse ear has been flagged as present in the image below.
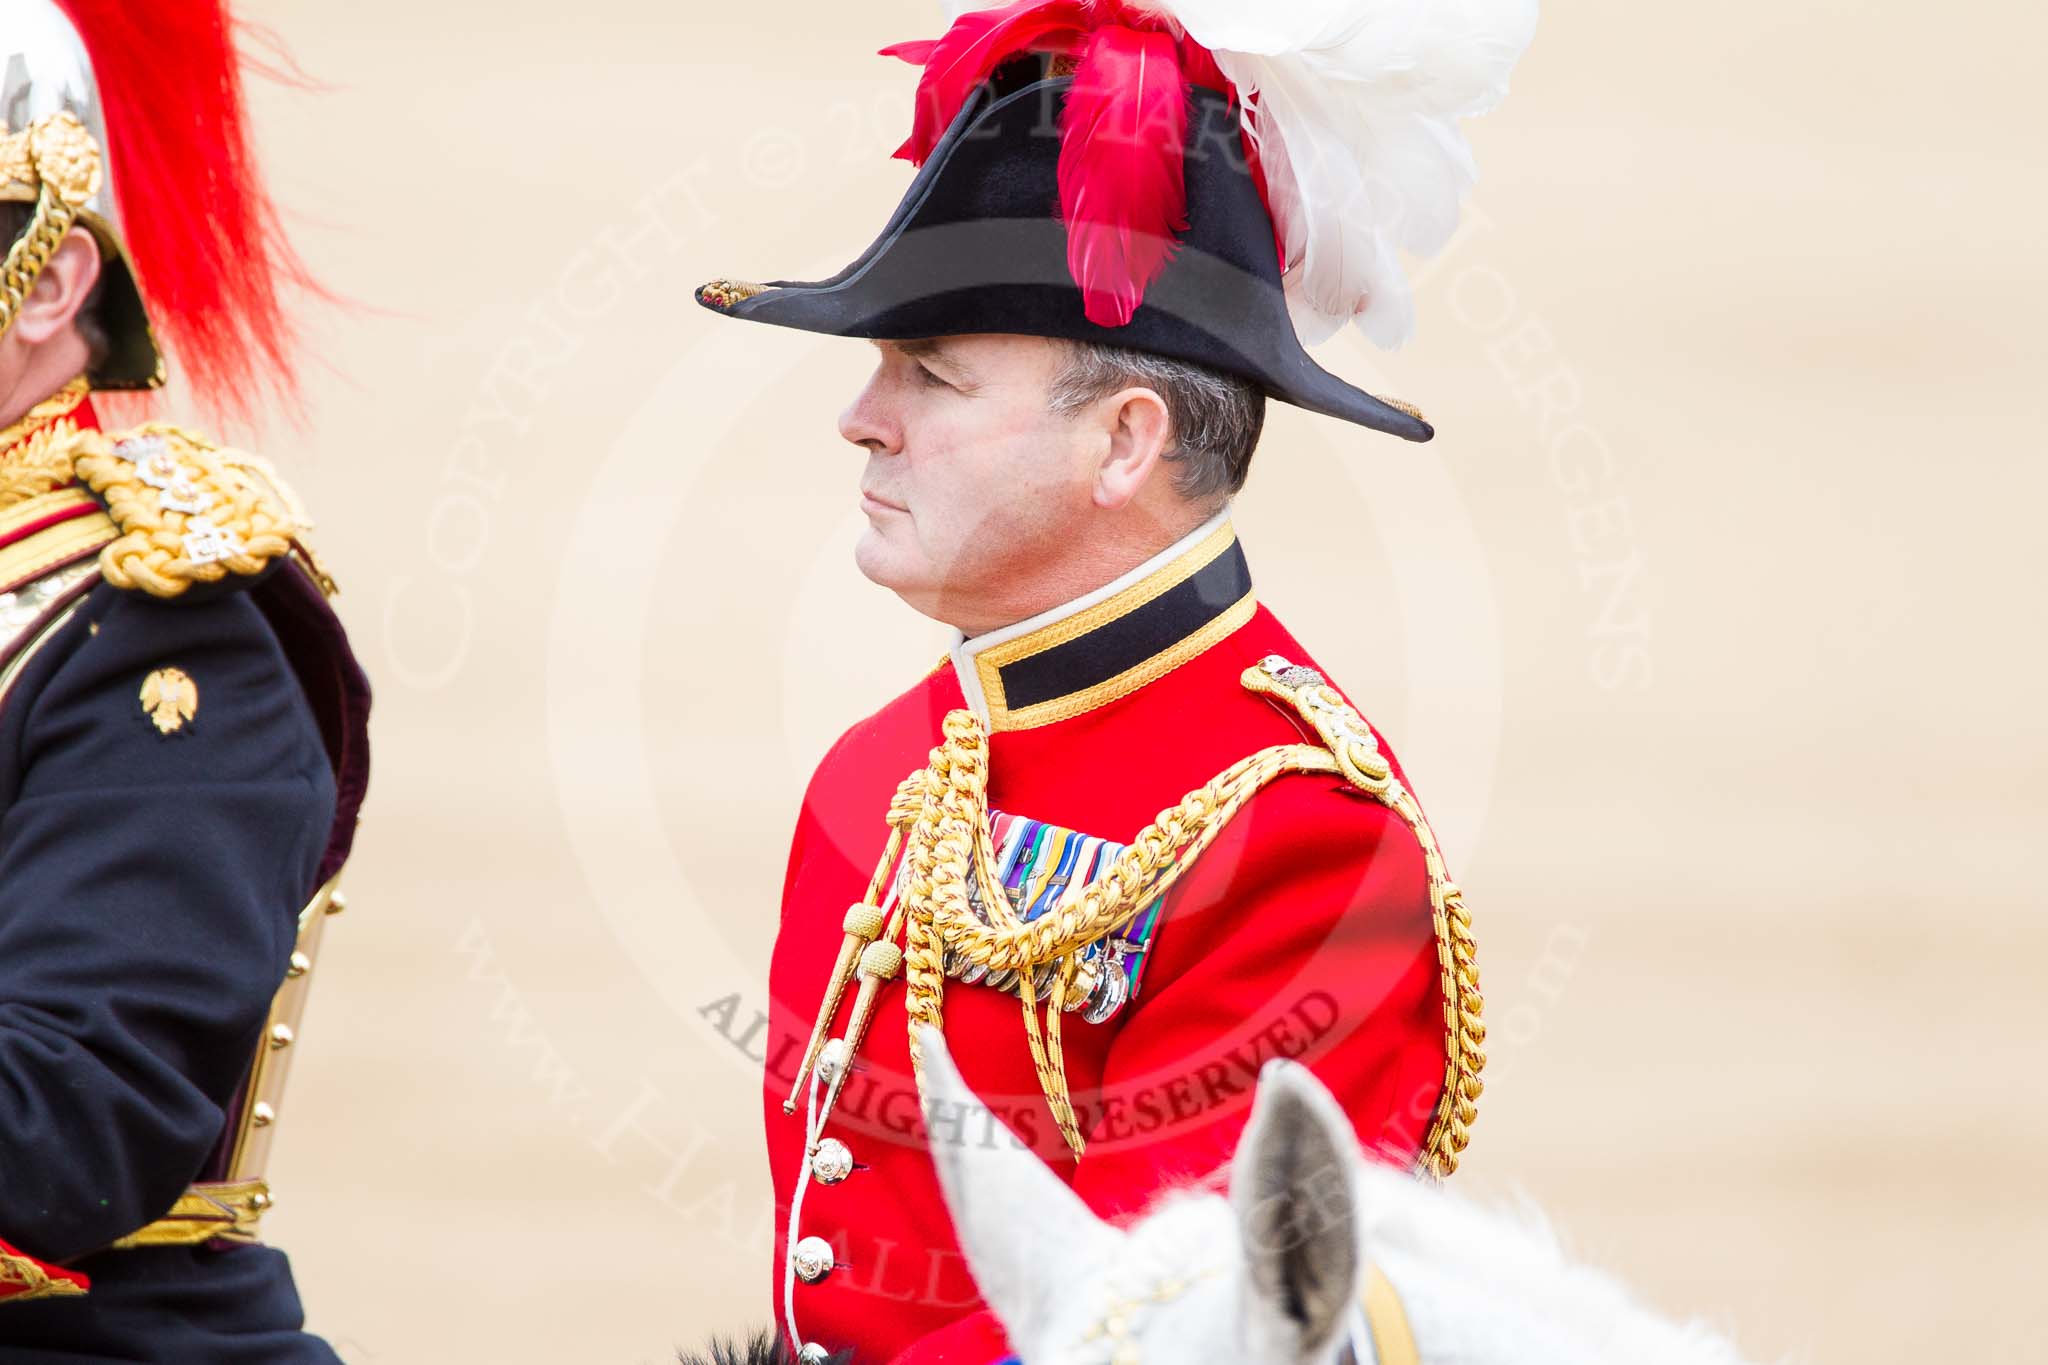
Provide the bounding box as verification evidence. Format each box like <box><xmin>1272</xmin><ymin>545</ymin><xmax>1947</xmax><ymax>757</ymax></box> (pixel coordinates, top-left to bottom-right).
<box><xmin>1229</xmin><ymin>1059</ymin><xmax>1363</xmax><ymax>1356</ymax></box>
<box><xmin>917</xmin><ymin>1026</ymin><xmax>1119</xmax><ymax>1347</ymax></box>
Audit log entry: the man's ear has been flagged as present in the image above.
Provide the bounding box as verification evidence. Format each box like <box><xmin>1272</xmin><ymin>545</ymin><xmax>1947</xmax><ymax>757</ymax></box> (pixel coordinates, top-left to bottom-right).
<box><xmin>10</xmin><ymin>227</ymin><xmax>103</xmax><ymax>345</ymax></box>
<box><xmin>1091</xmin><ymin>384</ymin><xmax>1173</xmax><ymax>510</ymax></box>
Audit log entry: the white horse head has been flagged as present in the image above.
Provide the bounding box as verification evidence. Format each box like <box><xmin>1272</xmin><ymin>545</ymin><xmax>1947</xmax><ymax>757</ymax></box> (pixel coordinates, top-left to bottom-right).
<box><xmin>918</xmin><ymin>1027</ymin><xmax>1760</xmax><ymax>1365</ymax></box>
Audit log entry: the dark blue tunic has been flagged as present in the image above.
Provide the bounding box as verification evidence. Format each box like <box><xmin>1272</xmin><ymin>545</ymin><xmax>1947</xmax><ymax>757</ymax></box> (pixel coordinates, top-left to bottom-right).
<box><xmin>0</xmin><ymin>569</ymin><xmax>363</xmax><ymax>1363</ymax></box>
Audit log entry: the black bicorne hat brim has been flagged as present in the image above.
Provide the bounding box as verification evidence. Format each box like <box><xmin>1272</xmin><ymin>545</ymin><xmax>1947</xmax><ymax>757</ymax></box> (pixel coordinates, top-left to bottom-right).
<box><xmin>696</xmin><ymin>69</ymin><xmax>1431</xmax><ymax>442</ymax></box>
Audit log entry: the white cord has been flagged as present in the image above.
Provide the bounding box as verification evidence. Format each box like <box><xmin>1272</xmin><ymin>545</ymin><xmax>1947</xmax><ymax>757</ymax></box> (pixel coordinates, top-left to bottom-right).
<box><xmin>781</xmin><ymin>1063</ymin><xmax>830</xmax><ymax>1354</ymax></box>
<box><xmin>782</xmin><ymin>852</ymin><xmax>907</xmax><ymax>1353</ymax></box>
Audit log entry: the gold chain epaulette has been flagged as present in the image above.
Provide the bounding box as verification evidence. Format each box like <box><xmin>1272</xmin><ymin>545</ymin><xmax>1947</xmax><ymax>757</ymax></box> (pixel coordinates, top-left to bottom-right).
<box><xmin>1</xmin><ymin>113</ymin><xmax>102</xmax><ymax>347</ymax></box>
<box><xmin>54</xmin><ymin>424</ymin><xmax>301</xmax><ymax>600</ymax></box>
<box><xmin>787</xmin><ymin>655</ymin><xmax>1484</xmax><ymax>1176</ymax></box>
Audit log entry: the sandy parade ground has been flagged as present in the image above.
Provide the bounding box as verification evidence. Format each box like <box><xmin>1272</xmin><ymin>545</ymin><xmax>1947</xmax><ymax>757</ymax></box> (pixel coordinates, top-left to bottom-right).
<box><xmin>191</xmin><ymin>2</ymin><xmax>2048</xmax><ymax>1361</ymax></box>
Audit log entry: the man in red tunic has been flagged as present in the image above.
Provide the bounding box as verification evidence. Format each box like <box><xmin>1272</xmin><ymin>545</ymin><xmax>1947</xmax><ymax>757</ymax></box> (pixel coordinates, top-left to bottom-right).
<box><xmin>695</xmin><ymin>4</ymin><xmax>1530</xmax><ymax>1359</ymax></box>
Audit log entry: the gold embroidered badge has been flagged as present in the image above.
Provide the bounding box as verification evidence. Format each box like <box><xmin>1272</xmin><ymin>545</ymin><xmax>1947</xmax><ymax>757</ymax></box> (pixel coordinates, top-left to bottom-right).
<box><xmin>140</xmin><ymin>667</ymin><xmax>198</xmax><ymax>736</ymax></box>
<box><xmin>696</xmin><ymin>278</ymin><xmax>768</xmax><ymax>310</ymax></box>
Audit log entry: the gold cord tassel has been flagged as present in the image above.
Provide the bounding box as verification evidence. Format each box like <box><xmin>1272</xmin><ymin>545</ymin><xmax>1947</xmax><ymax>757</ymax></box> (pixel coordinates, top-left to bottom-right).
<box><xmin>784</xmin><ymin>809</ymin><xmax>914</xmax><ymax>1112</ymax></box>
<box><xmin>782</xmin><ymin>900</ymin><xmax>886</xmax><ymax>1113</ymax></box>
<box><xmin>823</xmin><ymin>939</ymin><xmax>903</xmax><ymax>1109</ymax></box>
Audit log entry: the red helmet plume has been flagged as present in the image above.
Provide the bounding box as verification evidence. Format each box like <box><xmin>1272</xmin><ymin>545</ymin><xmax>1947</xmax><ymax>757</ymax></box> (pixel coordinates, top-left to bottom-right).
<box><xmin>52</xmin><ymin>0</ymin><xmax>318</xmax><ymax>423</ymax></box>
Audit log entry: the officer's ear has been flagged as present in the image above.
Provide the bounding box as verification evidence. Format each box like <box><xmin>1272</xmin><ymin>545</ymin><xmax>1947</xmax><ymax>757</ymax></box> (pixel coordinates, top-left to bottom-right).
<box><xmin>1229</xmin><ymin>1059</ymin><xmax>1363</xmax><ymax>1357</ymax></box>
<box><xmin>1090</xmin><ymin>383</ymin><xmax>1173</xmax><ymax>511</ymax></box>
<box><xmin>10</xmin><ymin>226</ymin><xmax>102</xmax><ymax>346</ymax></box>
<box><xmin>917</xmin><ymin>1027</ymin><xmax>1119</xmax><ymax>1347</ymax></box>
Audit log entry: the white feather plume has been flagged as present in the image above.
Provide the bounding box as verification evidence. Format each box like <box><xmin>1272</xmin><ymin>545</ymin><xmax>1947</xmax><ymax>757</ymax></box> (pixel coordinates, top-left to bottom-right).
<box><xmin>1161</xmin><ymin>0</ymin><xmax>1538</xmax><ymax>347</ymax></box>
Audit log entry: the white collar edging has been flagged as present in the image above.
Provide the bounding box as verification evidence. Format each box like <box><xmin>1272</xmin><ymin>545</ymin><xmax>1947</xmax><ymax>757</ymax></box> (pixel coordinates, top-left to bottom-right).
<box><xmin>948</xmin><ymin>504</ymin><xmax>1235</xmax><ymax>726</ymax></box>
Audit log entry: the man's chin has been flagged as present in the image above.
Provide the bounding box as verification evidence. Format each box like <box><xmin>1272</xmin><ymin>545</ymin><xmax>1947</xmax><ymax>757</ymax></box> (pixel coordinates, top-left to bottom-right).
<box><xmin>852</xmin><ymin>527</ymin><xmax>914</xmax><ymax>591</ymax></box>
<box><xmin>852</xmin><ymin>530</ymin><xmax>956</xmax><ymax>624</ymax></box>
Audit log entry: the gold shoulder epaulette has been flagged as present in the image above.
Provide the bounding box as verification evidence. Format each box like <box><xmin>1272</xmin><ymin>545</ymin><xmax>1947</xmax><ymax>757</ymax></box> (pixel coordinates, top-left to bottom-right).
<box><xmin>1241</xmin><ymin>654</ymin><xmax>1398</xmax><ymax>796</ymax></box>
<box><xmin>1242</xmin><ymin>655</ymin><xmax>1486</xmax><ymax>1178</ymax></box>
<box><xmin>62</xmin><ymin>424</ymin><xmax>303</xmax><ymax>600</ymax></box>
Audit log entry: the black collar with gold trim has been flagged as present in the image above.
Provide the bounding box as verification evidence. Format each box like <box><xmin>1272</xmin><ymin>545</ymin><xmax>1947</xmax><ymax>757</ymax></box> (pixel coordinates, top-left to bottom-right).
<box><xmin>951</xmin><ymin>512</ymin><xmax>1256</xmax><ymax>733</ymax></box>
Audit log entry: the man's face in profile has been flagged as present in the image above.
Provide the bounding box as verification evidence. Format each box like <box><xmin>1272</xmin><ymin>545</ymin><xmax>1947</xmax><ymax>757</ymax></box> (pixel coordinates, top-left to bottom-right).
<box><xmin>840</xmin><ymin>333</ymin><xmax>1103</xmax><ymax>633</ymax></box>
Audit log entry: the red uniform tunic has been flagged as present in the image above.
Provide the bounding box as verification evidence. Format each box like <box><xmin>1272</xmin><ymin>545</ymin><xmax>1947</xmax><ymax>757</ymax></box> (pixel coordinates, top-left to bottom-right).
<box><xmin>764</xmin><ymin>515</ymin><xmax>1454</xmax><ymax>1362</ymax></box>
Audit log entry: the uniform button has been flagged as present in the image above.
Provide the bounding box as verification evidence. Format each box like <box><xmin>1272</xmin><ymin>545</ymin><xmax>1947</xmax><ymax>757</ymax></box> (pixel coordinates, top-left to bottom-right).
<box><xmin>798</xmin><ymin>1345</ymin><xmax>830</xmax><ymax>1365</ymax></box>
<box><xmin>791</xmin><ymin>1235</ymin><xmax>836</xmax><ymax>1284</ymax></box>
<box><xmin>816</xmin><ymin>1038</ymin><xmax>850</xmax><ymax>1085</ymax></box>
<box><xmin>810</xmin><ymin>1139</ymin><xmax>854</xmax><ymax>1184</ymax></box>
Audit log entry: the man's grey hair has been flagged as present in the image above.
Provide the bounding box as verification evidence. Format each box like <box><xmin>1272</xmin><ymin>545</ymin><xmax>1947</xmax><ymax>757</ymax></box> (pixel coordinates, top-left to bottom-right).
<box><xmin>1047</xmin><ymin>340</ymin><xmax>1266</xmax><ymax>502</ymax></box>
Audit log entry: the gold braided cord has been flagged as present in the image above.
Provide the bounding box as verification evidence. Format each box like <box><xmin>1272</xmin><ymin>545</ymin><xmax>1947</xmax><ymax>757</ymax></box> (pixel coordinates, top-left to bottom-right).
<box><xmin>1376</xmin><ymin>781</ymin><xmax>1484</xmax><ymax>1178</ymax></box>
<box><xmin>1427</xmin><ymin>881</ymin><xmax>1485</xmax><ymax>1177</ymax></box>
<box><xmin>813</xmin><ymin>659</ymin><xmax>1484</xmax><ymax>1170</ymax></box>
<box><xmin>895</xmin><ymin>710</ymin><xmax>1346</xmax><ymax>1154</ymax></box>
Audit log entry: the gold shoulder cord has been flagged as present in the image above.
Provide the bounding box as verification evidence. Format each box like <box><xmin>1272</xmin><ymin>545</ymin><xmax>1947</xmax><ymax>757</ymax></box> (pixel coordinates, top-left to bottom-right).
<box><xmin>788</xmin><ymin>655</ymin><xmax>1485</xmax><ymax>1176</ymax></box>
<box><xmin>62</xmin><ymin>424</ymin><xmax>297</xmax><ymax>598</ymax></box>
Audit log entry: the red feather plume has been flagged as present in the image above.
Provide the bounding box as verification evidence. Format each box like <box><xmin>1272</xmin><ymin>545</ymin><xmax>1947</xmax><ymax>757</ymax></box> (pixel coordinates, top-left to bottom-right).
<box><xmin>54</xmin><ymin>0</ymin><xmax>319</xmax><ymax>424</ymax></box>
<box><xmin>882</xmin><ymin>0</ymin><xmax>1090</xmax><ymax>165</ymax></box>
<box><xmin>879</xmin><ymin>1</ymin><xmax>1276</xmax><ymax>325</ymax></box>
<box><xmin>1058</xmin><ymin>25</ymin><xmax>1189</xmax><ymax>327</ymax></box>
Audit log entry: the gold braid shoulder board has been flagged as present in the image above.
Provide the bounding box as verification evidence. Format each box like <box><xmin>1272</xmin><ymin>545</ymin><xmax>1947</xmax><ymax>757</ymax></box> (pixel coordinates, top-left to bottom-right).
<box><xmin>788</xmin><ymin>654</ymin><xmax>1485</xmax><ymax>1177</ymax></box>
<box><xmin>36</xmin><ymin>422</ymin><xmax>328</xmax><ymax>600</ymax></box>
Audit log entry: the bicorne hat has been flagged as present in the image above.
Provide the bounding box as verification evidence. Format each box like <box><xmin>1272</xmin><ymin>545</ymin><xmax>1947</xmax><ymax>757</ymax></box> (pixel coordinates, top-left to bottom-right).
<box><xmin>697</xmin><ymin>0</ymin><xmax>1535</xmax><ymax>442</ymax></box>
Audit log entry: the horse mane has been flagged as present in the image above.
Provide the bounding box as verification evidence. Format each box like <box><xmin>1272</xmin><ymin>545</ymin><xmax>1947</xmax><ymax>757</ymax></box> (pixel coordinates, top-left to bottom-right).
<box><xmin>1082</xmin><ymin>1158</ymin><xmax>1762</xmax><ymax>1365</ymax></box>
<box><xmin>677</xmin><ymin>1332</ymin><xmax>851</xmax><ymax>1365</ymax></box>
<box><xmin>1346</xmin><ymin>1162</ymin><xmax>1767</xmax><ymax>1365</ymax></box>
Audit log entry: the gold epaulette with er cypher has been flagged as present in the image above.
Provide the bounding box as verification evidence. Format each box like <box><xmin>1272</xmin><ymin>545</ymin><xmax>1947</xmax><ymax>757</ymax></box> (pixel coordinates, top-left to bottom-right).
<box><xmin>53</xmin><ymin>422</ymin><xmax>301</xmax><ymax>599</ymax></box>
<box><xmin>786</xmin><ymin>655</ymin><xmax>1486</xmax><ymax>1177</ymax></box>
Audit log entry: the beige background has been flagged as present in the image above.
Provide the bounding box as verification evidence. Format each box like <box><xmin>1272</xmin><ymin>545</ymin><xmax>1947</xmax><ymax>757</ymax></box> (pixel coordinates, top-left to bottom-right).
<box><xmin>214</xmin><ymin>1</ymin><xmax>2045</xmax><ymax>1361</ymax></box>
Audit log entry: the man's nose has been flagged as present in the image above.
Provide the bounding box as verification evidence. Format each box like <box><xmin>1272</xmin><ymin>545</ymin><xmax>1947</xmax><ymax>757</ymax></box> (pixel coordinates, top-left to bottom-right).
<box><xmin>838</xmin><ymin>376</ymin><xmax>901</xmax><ymax>455</ymax></box>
